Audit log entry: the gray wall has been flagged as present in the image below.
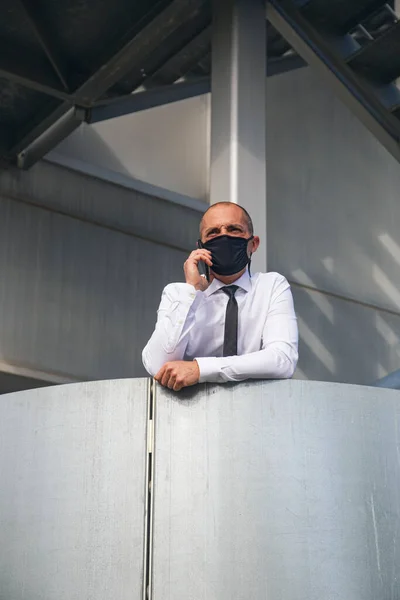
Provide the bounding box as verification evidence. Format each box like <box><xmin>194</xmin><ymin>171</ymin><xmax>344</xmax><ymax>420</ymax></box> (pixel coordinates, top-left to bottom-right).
<box><xmin>50</xmin><ymin>94</ymin><xmax>210</xmax><ymax>200</ymax></box>
<box><xmin>2</xmin><ymin>378</ymin><xmax>400</xmax><ymax>598</ymax></box>
<box><xmin>0</xmin><ymin>161</ymin><xmax>201</xmax><ymax>382</ymax></box>
<box><xmin>267</xmin><ymin>67</ymin><xmax>400</xmax><ymax>384</ymax></box>
<box><xmin>1</xmin><ymin>66</ymin><xmax>400</xmax><ymax>385</ymax></box>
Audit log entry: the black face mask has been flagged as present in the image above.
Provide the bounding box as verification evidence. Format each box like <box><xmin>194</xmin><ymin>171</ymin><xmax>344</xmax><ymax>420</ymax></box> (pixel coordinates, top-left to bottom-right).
<box><xmin>199</xmin><ymin>235</ymin><xmax>253</xmax><ymax>276</ymax></box>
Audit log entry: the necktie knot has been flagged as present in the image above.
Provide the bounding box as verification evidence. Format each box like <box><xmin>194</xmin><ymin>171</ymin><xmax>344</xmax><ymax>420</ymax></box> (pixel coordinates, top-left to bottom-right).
<box><xmin>222</xmin><ymin>285</ymin><xmax>239</xmax><ymax>299</ymax></box>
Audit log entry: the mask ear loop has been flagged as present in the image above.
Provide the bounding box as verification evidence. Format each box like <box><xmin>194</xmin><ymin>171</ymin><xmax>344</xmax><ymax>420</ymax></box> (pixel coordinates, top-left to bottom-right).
<box><xmin>247</xmin><ymin>235</ymin><xmax>254</xmax><ymax>277</ymax></box>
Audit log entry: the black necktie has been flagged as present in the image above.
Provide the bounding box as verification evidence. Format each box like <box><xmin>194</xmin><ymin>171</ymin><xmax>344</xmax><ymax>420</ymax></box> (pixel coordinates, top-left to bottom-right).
<box><xmin>222</xmin><ymin>285</ymin><xmax>239</xmax><ymax>357</ymax></box>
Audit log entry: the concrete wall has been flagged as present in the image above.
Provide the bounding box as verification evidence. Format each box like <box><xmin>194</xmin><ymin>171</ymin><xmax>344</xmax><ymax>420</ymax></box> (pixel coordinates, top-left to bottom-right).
<box><xmin>1</xmin><ymin>67</ymin><xmax>400</xmax><ymax>386</ymax></box>
<box><xmin>0</xmin><ymin>161</ymin><xmax>203</xmax><ymax>382</ymax></box>
<box><xmin>267</xmin><ymin>68</ymin><xmax>400</xmax><ymax>384</ymax></box>
<box><xmin>51</xmin><ymin>94</ymin><xmax>211</xmax><ymax>201</ymax></box>
<box><xmin>2</xmin><ymin>378</ymin><xmax>400</xmax><ymax>598</ymax></box>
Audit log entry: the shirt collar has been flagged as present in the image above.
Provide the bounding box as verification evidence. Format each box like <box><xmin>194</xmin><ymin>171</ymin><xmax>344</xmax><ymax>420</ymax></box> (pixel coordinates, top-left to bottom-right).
<box><xmin>204</xmin><ymin>268</ymin><xmax>252</xmax><ymax>297</ymax></box>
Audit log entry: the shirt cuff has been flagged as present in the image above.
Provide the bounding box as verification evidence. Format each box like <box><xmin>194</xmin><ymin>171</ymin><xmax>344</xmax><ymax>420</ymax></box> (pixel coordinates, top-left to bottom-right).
<box><xmin>195</xmin><ymin>356</ymin><xmax>223</xmax><ymax>383</ymax></box>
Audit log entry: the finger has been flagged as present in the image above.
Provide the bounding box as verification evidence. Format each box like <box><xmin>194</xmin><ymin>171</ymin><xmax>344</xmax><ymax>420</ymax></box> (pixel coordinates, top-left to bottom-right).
<box><xmin>161</xmin><ymin>368</ymin><xmax>172</xmax><ymax>387</ymax></box>
<box><xmin>199</xmin><ymin>250</ymin><xmax>212</xmax><ymax>265</ymax></box>
<box><xmin>166</xmin><ymin>373</ymin><xmax>176</xmax><ymax>389</ymax></box>
<box><xmin>173</xmin><ymin>380</ymin><xmax>184</xmax><ymax>392</ymax></box>
<box><xmin>188</xmin><ymin>250</ymin><xmax>212</xmax><ymax>267</ymax></box>
<box><xmin>154</xmin><ymin>366</ymin><xmax>166</xmax><ymax>382</ymax></box>
<box><xmin>161</xmin><ymin>367</ymin><xmax>177</xmax><ymax>389</ymax></box>
<box><xmin>188</xmin><ymin>254</ymin><xmax>210</xmax><ymax>267</ymax></box>
<box><xmin>190</xmin><ymin>249</ymin><xmax>212</xmax><ymax>262</ymax></box>
<box><xmin>161</xmin><ymin>374</ymin><xmax>171</xmax><ymax>388</ymax></box>
<box><xmin>196</xmin><ymin>247</ymin><xmax>212</xmax><ymax>259</ymax></box>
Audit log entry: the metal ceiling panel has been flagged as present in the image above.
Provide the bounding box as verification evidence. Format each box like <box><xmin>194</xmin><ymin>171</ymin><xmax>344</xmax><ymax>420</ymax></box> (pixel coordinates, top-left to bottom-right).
<box><xmin>0</xmin><ymin>0</ymin><xmax>399</xmax><ymax>167</ymax></box>
<box><xmin>301</xmin><ymin>0</ymin><xmax>390</xmax><ymax>34</ymax></box>
<box><xmin>348</xmin><ymin>21</ymin><xmax>400</xmax><ymax>83</ymax></box>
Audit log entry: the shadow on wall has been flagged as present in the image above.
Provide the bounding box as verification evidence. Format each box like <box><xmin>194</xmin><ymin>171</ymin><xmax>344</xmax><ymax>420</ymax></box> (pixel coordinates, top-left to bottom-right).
<box><xmin>267</xmin><ymin>67</ymin><xmax>400</xmax><ymax>386</ymax></box>
<box><xmin>51</xmin><ymin>95</ymin><xmax>210</xmax><ymax>200</ymax></box>
<box><xmin>49</xmin><ymin>125</ymin><xmax>136</xmax><ymax>177</ymax></box>
<box><xmin>291</xmin><ymin>282</ymin><xmax>400</xmax><ymax>385</ymax></box>
<box><xmin>0</xmin><ymin>194</ymin><xmax>190</xmax><ymax>382</ymax></box>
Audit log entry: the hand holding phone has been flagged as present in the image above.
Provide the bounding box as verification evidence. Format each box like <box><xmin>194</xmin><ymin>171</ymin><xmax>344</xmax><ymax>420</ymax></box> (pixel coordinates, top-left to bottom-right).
<box><xmin>197</xmin><ymin>259</ymin><xmax>209</xmax><ymax>282</ymax></box>
<box><xmin>197</xmin><ymin>240</ymin><xmax>210</xmax><ymax>283</ymax></box>
<box><xmin>183</xmin><ymin>245</ymin><xmax>212</xmax><ymax>291</ymax></box>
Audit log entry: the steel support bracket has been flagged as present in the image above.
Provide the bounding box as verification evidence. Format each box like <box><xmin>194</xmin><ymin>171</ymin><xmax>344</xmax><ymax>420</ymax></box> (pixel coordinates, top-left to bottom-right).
<box><xmin>267</xmin><ymin>0</ymin><xmax>400</xmax><ymax>163</ymax></box>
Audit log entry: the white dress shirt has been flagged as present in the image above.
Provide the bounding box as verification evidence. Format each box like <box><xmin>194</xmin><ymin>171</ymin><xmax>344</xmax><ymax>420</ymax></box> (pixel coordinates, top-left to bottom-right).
<box><xmin>142</xmin><ymin>269</ymin><xmax>298</xmax><ymax>383</ymax></box>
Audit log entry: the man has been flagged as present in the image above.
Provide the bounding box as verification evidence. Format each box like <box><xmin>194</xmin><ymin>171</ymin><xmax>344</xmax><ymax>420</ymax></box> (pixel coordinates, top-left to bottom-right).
<box><xmin>142</xmin><ymin>202</ymin><xmax>298</xmax><ymax>391</ymax></box>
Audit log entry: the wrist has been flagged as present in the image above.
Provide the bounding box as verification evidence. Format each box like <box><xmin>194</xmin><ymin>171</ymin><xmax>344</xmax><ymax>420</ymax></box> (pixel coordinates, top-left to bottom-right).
<box><xmin>185</xmin><ymin>276</ymin><xmax>199</xmax><ymax>287</ymax></box>
<box><xmin>193</xmin><ymin>359</ymin><xmax>200</xmax><ymax>377</ymax></box>
<box><xmin>192</xmin><ymin>276</ymin><xmax>208</xmax><ymax>292</ymax></box>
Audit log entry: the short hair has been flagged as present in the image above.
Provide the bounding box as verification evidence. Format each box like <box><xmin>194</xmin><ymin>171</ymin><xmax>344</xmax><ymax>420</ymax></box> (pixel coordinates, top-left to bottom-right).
<box><xmin>200</xmin><ymin>202</ymin><xmax>254</xmax><ymax>236</ymax></box>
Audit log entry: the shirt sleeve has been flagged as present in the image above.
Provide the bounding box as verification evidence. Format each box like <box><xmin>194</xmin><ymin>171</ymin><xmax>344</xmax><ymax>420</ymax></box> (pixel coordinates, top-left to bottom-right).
<box><xmin>142</xmin><ymin>282</ymin><xmax>203</xmax><ymax>376</ymax></box>
<box><xmin>195</xmin><ymin>275</ymin><xmax>298</xmax><ymax>383</ymax></box>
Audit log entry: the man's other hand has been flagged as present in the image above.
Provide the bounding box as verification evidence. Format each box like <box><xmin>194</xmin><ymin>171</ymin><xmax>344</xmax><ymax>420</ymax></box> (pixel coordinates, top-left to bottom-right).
<box><xmin>184</xmin><ymin>249</ymin><xmax>213</xmax><ymax>291</ymax></box>
<box><xmin>155</xmin><ymin>360</ymin><xmax>200</xmax><ymax>391</ymax></box>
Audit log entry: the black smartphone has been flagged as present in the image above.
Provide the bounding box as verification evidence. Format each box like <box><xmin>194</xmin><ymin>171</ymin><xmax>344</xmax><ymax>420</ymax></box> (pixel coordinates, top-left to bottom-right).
<box><xmin>197</xmin><ymin>240</ymin><xmax>210</xmax><ymax>282</ymax></box>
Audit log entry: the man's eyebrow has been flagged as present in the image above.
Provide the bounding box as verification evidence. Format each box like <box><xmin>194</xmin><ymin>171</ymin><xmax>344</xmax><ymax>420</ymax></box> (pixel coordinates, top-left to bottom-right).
<box><xmin>205</xmin><ymin>226</ymin><xmax>220</xmax><ymax>234</ymax></box>
<box><xmin>204</xmin><ymin>222</ymin><xmax>245</xmax><ymax>235</ymax></box>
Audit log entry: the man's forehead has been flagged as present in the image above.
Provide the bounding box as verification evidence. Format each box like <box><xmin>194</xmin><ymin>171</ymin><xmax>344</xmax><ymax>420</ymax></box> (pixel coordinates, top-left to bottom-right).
<box><xmin>202</xmin><ymin>205</ymin><xmax>247</xmax><ymax>228</ymax></box>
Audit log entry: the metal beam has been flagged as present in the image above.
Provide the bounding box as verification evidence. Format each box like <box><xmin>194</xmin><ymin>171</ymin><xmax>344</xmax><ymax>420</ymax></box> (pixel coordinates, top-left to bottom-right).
<box><xmin>89</xmin><ymin>54</ymin><xmax>305</xmax><ymax>123</ymax></box>
<box><xmin>2</xmin><ymin>2</ymin><xmax>210</xmax><ymax>107</ymax></box>
<box><xmin>17</xmin><ymin>107</ymin><xmax>86</xmax><ymax>170</ymax></box>
<box><xmin>347</xmin><ymin>20</ymin><xmax>400</xmax><ymax>84</ymax></box>
<box><xmin>12</xmin><ymin>49</ymin><xmax>303</xmax><ymax>166</ymax></box>
<box><xmin>210</xmin><ymin>0</ymin><xmax>267</xmax><ymax>272</ymax></box>
<box><xmin>11</xmin><ymin>47</ymin><xmax>304</xmax><ymax>168</ymax></box>
<box><xmin>0</xmin><ymin>53</ymin><xmax>70</xmax><ymax>101</ymax></box>
<box><xmin>102</xmin><ymin>12</ymin><xmax>211</xmax><ymax>97</ymax></box>
<box><xmin>267</xmin><ymin>0</ymin><xmax>400</xmax><ymax>163</ymax></box>
<box><xmin>301</xmin><ymin>0</ymin><xmax>389</xmax><ymax>35</ymax></box>
<box><xmin>267</xmin><ymin>52</ymin><xmax>306</xmax><ymax>76</ymax></box>
<box><xmin>7</xmin><ymin>102</ymin><xmax>71</xmax><ymax>157</ymax></box>
<box><xmin>143</xmin><ymin>26</ymin><xmax>211</xmax><ymax>88</ymax></box>
<box><xmin>88</xmin><ymin>78</ymin><xmax>210</xmax><ymax>123</ymax></box>
<box><xmin>73</xmin><ymin>0</ymin><xmax>209</xmax><ymax>105</ymax></box>
<box><xmin>16</xmin><ymin>0</ymin><xmax>70</xmax><ymax>91</ymax></box>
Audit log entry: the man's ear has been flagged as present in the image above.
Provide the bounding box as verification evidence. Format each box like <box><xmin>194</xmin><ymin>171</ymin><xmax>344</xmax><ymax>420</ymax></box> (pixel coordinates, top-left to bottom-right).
<box><xmin>250</xmin><ymin>236</ymin><xmax>260</xmax><ymax>253</ymax></box>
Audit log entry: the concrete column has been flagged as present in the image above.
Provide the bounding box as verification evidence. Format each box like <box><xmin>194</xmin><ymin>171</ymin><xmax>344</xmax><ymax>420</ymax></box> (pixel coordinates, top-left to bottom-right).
<box><xmin>210</xmin><ymin>0</ymin><xmax>267</xmax><ymax>272</ymax></box>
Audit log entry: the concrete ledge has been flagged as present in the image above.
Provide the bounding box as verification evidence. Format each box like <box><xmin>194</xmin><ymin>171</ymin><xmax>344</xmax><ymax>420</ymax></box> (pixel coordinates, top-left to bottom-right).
<box><xmin>45</xmin><ymin>152</ymin><xmax>208</xmax><ymax>213</ymax></box>
<box><xmin>0</xmin><ymin>159</ymin><xmax>203</xmax><ymax>252</ymax></box>
<box><xmin>1</xmin><ymin>378</ymin><xmax>400</xmax><ymax>599</ymax></box>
